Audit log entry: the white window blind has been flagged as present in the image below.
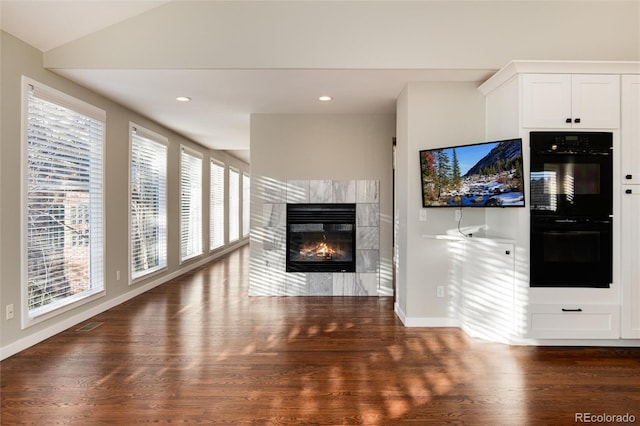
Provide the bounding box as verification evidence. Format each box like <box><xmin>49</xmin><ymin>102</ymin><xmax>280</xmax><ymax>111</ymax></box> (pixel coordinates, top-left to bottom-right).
<box><xmin>130</xmin><ymin>125</ymin><xmax>167</xmax><ymax>280</ymax></box>
<box><xmin>180</xmin><ymin>147</ymin><xmax>203</xmax><ymax>261</ymax></box>
<box><xmin>229</xmin><ymin>168</ymin><xmax>240</xmax><ymax>242</ymax></box>
<box><xmin>242</xmin><ymin>173</ymin><xmax>250</xmax><ymax>238</ymax></box>
<box><xmin>24</xmin><ymin>79</ymin><xmax>105</xmax><ymax>321</ymax></box>
<box><xmin>210</xmin><ymin>160</ymin><xmax>225</xmax><ymax>250</ymax></box>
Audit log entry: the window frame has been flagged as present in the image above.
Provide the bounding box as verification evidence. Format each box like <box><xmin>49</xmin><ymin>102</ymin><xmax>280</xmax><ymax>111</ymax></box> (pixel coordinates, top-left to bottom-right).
<box><xmin>242</xmin><ymin>172</ymin><xmax>250</xmax><ymax>238</ymax></box>
<box><xmin>228</xmin><ymin>167</ymin><xmax>240</xmax><ymax>243</ymax></box>
<box><xmin>179</xmin><ymin>145</ymin><xmax>204</xmax><ymax>263</ymax></box>
<box><xmin>128</xmin><ymin>123</ymin><xmax>168</xmax><ymax>284</ymax></box>
<box><xmin>21</xmin><ymin>76</ymin><xmax>106</xmax><ymax>328</ymax></box>
<box><xmin>209</xmin><ymin>159</ymin><xmax>226</xmax><ymax>251</ymax></box>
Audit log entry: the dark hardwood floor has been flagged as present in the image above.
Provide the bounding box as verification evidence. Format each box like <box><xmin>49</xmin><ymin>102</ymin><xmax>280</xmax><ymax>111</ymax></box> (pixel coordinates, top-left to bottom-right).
<box><xmin>2</xmin><ymin>245</ymin><xmax>639</xmax><ymax>424</ymax></box>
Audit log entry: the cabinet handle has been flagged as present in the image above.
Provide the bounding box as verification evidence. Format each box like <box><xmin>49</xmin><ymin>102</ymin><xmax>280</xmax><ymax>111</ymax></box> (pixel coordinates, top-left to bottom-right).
<box><xmin>562</xmin><ymin>308</ymin><xmax>583</xmax><ymax>312</ymax></box>
<box><xmin>626</xmin><ymin>174</ymin><xmax>633</xmax><ymax>180</ymax></box>
<box><xmin>505</xmin><ymin>250</ymin><xmax>511</xmax><ymax>255</ymax></box>
<box><xmin>574</xmin><ymin>118</ymin><xmax>581</xmax><ymax>124</ymax></box>
<box><xmin>626</xmin><ymin>189</ymin><xmax>633</xmax><ymax>194</ymax></box>
<box><xmin>565</xmin><ymin>118</ymin><xmax>572</xmax><ymax>124</ymax></box>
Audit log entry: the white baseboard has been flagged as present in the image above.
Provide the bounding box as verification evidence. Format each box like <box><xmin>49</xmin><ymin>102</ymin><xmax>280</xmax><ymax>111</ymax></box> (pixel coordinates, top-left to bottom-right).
<box><xmin>1</xmin><ymin>240</ymin><xmax>247</xmax><ymax>361</ymax></box>
<box><xmin>394</xmin><ymin>302</ymin><xmax>407</xmax><ymax>324</ymax></box>
<box><xmin>394</xmin><ymin>302</ymin><xmax>459</xmax><ymax>327</ymax></box>
<box><xmin>510</xmin><ymin>336</ymin><xmax>640</xmax><ymax>347</ymax></box>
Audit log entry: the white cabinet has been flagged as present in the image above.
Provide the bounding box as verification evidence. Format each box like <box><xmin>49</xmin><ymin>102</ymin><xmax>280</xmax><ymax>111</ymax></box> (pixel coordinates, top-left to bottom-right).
<box><xmin>522</xmin><ymin>74</ymin><xmax>620</xmax><ymax>129</ymax></box>
<box><xmin>621</xmin><ymin>188</ymin><xmax>640</xmax><ymax>338</ymax></box>
<box><xmin>480</xmin><ymin>61</ymin><xmax>640</xmax><ymax>344</ymax></box>
<box><xmin>522</xmin><ymin>74</ymin><xmax>571</xmax><ymax>128</ymax></box>
<box><xmin>621</xmin><ymin>74</ymin><xmax>640</xmax><ymax>338</ymax></box>
<box><xmin>461</xmin><ymin>240</ymin><xmax>515</xmax><ymax>344</ymax></box>
<box><xmin>621</xmin><ymin>75</ymin><xmax>640</xmax><ymax>184</ymax></box>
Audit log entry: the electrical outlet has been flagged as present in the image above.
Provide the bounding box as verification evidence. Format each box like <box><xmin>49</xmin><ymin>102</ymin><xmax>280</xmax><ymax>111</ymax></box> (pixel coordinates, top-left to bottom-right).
<box><xmin>116</xmin><ymin>270</ymin><xmax>121</xmax><ymax>281</ymax></box>
<box><xmin>6</xmin><ymin>304</ymin><xmax>14</xmax><ymax>320</ymax></box>
<box><xmin>454</xmin><ymin>209</ymin><xmax>461</xmax><ymax>222</ymax></box>
<box><xmin>437</xmin><ymin>286</ymin><xmax>445</xmax><ymax>298</ymax></box>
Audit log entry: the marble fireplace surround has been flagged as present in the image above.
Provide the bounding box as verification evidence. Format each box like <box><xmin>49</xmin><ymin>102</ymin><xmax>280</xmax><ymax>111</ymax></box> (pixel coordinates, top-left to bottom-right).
<box><xmin>249</xmin><ymin>179</ymin><xmax>380</xmax><ymax>296</ymax></box>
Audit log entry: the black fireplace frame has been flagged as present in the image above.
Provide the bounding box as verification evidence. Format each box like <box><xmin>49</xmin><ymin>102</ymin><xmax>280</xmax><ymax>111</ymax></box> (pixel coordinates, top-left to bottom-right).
<box><xmin>286</xmin><ymin>203</ymin><xmax>356</xmax><ymax>273</ymax></box>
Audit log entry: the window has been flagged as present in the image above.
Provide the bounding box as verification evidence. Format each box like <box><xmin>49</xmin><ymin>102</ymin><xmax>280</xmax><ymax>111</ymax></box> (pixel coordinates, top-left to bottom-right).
<box><xmin>229</xmin><ymin>168</ymin><xmax>240</xmax><ymax>242</ymax></box>
<box><xmin>23</xmin><ymin>77</ymin><xmax>105</xmax><ymax>323</ymax></box>
<box><xmin>69</xmin><ymin>205</ymin><xmax>89</xmax><ymax>247</ymax></box>
<box><xmin>180</xmin><ymin>146</ymin><xmax>203</xmax><ymax>261</ymax></box>
<box><xmin>242</xmin><ymin>173</ymin><xmax>250</xmax><ymax>238</ymax></box>
<box><xmin>47</xmin><ymin>204</ymin><xmax>65</xmax><ymax>249</ymax></box>
<box><xmin>130</xmin><ymin>125</ymin><xmax>167</xmax><ymax>281</ymax></box>
<box><xmin>210</xmin><ymin>160</ymin><xmax>225</xmax><ymax>250</ymax></box>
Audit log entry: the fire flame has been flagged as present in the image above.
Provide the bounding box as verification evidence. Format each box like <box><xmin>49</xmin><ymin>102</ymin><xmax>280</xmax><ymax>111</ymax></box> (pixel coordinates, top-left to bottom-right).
<box><xmin>300</xmin><ymin>235</ymin><xmax>336</xmax><ymax>260</ymax></box>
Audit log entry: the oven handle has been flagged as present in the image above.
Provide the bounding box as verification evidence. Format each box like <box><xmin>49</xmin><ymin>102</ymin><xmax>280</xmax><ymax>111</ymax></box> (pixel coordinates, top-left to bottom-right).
<box><xmin>530</xmin><ymin>220</ymin><xmax>613</xmax><ymax>233</ymax></box>
<box><xmin>531</xmin><ymin>150</ymin><xmax>610</xmax><ymax>156</ymax></box>
<box><xmin>562</xmin><ymin>308</ymin><xmax>583</xmax><ymax>312</ymax></box>
<box><xmin>537</xmin><ymin>218</ymin><xmax>612</xmax><ymax>225</ymax></box>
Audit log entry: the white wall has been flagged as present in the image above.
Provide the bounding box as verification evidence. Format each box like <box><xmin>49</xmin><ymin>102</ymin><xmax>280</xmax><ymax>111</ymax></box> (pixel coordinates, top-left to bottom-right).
<box><xmin>249</xmin><ymin>114</ymin><xmax>395</xmax><ymax>294</ymax></box>
<box><xmin>395</xmin><ymin>82</ymin><xmax>486</xmax><ymax>325</ymax></box>
<box><xmin>0</xmin><ymin>31</ymin><xmax>249</xmax><ymax>359</ymax></box>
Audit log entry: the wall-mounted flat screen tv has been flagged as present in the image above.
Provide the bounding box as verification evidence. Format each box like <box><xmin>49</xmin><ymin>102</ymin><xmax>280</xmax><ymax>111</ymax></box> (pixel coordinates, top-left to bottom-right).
<box><xmin>419</xmin><ymin>138</ymin><xmax>525</xmax><ymax>208</ymax></box>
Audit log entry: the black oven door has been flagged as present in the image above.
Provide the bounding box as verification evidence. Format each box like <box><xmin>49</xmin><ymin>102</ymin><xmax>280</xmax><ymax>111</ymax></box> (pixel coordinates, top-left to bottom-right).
<box><xmin>530</xmin><ymin>217</ymin><xmax>612</xmax><ymax>288</ymax></box>
<box><xmin>530</xmin><ymin>132</ymin><xmax>612</xmax><ymax>217</ymax></box>
<box><xmin>530</xmin><ymin>153</ymin><xmax>612</xmax><ymax>217</ymax></box>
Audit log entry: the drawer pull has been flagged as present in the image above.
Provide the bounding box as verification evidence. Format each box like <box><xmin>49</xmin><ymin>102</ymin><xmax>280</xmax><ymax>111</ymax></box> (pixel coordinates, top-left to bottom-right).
<box><xmin>562</xmin><ymin>308</ymin><xmax>583</xmax><ymax>312</ymax></box>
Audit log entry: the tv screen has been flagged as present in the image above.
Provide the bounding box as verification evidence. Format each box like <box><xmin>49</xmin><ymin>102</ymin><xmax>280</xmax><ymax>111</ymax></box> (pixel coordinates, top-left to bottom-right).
<box><xmin>419</xmin><ymin>138</ymin><xmax>525</xmax><ymax>208</ymax></box>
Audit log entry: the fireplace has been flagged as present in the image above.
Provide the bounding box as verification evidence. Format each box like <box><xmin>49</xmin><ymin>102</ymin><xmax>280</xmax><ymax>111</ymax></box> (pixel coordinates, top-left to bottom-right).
<box><xmin>286</xmin><ymin>203</ymin><xmax>356</xmax><ymax>273</ymax></box>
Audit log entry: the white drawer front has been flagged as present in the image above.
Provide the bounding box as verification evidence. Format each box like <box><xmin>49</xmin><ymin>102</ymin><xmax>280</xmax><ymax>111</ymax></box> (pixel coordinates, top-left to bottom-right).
<box><xmin>528</xmin><ymin>305</ymin><xmax>620</xmax><ymax>339</ymax></box>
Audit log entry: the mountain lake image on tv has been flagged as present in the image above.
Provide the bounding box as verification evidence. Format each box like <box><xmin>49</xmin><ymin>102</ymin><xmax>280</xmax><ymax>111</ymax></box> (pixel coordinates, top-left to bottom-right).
<box><xmin>419</xmin><ymin>138</ymin><xmax>525</xmax><ymax>208</ymax></box>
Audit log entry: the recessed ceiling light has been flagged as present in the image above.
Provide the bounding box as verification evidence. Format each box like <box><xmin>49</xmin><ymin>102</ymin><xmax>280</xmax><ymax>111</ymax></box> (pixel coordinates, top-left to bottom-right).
<box><xmin>176</xmin><ymin>96</ymin><xmax>191</xmax><ymax>102</ymax></box>
<box><xmin>318</xmin><ymin>96</ymin><xmax>333</xmax><ymax>102</ymax></box>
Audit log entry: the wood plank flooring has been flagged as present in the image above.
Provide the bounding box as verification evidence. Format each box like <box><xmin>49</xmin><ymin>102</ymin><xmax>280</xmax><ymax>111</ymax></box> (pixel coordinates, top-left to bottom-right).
<box><xmin>2</xmin><ymin>245</ymin><xmax>639</xmax><ymax>424</ymax></box>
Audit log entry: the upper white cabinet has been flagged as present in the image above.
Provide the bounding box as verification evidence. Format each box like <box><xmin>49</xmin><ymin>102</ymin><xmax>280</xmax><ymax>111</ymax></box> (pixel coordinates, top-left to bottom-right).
<box><xmin>522</xmin><ymin>74</ymin><xmax>620</xmax><ymax>129</ymax></box>
<box><xmin>522</xmin><ymin>74</ymin><xmax>572</xmax><ymax>128</ymax></box>
<box><xmin>621</xmin><ymin>75</ymin><xmax>640</xmax><ymax>184</ymax></box>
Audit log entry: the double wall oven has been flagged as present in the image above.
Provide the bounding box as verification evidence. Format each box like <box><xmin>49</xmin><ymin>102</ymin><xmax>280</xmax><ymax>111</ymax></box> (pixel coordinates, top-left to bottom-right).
<box><xmin>529</xmin><ymin>131</ymin><xmax>613</xmax><ymax>288</ymax></box>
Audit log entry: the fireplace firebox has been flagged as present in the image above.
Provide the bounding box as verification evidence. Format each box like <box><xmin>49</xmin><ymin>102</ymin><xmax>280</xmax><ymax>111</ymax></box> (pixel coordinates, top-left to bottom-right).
<box><xmin>286</xmin><ymin>203</ymin><xmax>356</xmax><ymax>273</ymax></box>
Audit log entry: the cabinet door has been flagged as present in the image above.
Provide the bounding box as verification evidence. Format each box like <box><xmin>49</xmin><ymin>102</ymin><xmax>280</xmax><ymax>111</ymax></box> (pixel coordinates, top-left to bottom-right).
<box><xmin>522</xmin><ymin>74</ymin><xmax>620</xmax><ymax>129</ymax></box>
<box><xmin>461</xmin><ymin>242</ymin><xmax>515</xmax><ymax>343</ymax></box>
<box><xmin>622</xmin><ymin>75</ymin><xmax>640</xmax><ymax>184</ymax></box>
<box><xmin>571</xmin><ymin>74</ymin><xmax>620</xmax><ymax>129</ymax></box>
<box><xmin>621</xmin><ymin>186</ymin><xmax>640</xmax><ymax>338</ymax></box>
<box><xmin>522</xmin><ymin>74</ymin><xmax>572</xmax><ymax>128</ymax></box>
